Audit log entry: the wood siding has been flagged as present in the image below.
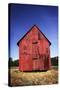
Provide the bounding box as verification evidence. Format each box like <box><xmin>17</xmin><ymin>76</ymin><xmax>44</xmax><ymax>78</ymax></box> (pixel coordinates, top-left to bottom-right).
<box><xmin>18</xmin><ymin>26</ymin><xmax>51</xmax><ymax>71</ymax></box>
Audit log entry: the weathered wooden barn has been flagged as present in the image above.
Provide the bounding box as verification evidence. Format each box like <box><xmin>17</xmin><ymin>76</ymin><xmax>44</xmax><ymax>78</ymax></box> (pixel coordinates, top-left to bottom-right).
<box><xmin>17</xmin><ymin>25</ymin><xmax>51</xmax><ymax>71</ymax></box>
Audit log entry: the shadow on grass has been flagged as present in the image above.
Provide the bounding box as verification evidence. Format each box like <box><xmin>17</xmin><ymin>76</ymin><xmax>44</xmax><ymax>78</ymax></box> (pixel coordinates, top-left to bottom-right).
<box><xmin>21</xmin><ymin>70</ymin><xmax>48</xmax><ymax>73</ymax></box>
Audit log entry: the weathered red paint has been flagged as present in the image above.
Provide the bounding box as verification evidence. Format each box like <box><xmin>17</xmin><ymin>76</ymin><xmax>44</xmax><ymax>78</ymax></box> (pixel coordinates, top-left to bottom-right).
<box><xmin>17</xmin><ymin>25</ymin><xmax>51</xmax><ymax>71</ymax></box>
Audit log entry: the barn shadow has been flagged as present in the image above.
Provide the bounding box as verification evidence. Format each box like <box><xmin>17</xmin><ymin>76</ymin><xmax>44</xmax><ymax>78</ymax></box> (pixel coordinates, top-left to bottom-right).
<box><xmin>21</xmin><ymin>70</ymin><xmax>47</xmax><ymax>73</ymax></box>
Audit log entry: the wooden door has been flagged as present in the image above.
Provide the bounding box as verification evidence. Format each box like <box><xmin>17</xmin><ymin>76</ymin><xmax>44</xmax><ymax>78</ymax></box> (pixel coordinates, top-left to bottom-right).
<box><xmin>32</xmin><ymin>42</ymin><xmax>40</xmax><ymax>70</ymax></box>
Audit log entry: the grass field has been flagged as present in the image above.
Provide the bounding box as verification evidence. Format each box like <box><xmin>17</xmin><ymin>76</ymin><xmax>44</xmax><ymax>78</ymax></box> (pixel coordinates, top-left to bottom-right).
<box><xmin>9</xmin><ymin>66</ymin><xmax>58</xmax><ymax>86</ymax></box>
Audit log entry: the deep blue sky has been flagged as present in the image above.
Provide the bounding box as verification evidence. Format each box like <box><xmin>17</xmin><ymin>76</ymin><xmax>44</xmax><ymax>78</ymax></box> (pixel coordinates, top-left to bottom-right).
<box><xmin>9</xmin><ymin>4</ymin><xmax>58</xmax><ymax>60</ymax></box>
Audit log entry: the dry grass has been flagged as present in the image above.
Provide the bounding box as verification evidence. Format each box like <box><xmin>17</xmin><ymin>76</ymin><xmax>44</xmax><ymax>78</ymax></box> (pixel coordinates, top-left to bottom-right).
<box><xmin>9</xmin><ymin>66</ymin><xmax>58</xmax><ymax>86</ymax></box>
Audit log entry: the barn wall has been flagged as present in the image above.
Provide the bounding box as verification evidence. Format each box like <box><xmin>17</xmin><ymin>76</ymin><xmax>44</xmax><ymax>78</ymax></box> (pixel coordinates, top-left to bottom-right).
<box><xmin>31</xmin><ymin>27</ymin><xmax>51</xmax><ymax>70</ymax></box>
<box><xmin>19</xmin><ymin>31</ymin><xmax>33</xmax><ymax>71</ymax></box>
<box><xmin>19</xmin><ymin>26</ymin><xmax>51</xmax><ymax>71</ymax></box>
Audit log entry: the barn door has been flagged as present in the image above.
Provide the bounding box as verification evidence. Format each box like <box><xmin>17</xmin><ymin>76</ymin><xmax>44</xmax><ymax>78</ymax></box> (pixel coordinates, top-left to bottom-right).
<box><xmin>32</xmin><ymin>42</ymin><xmax>40</xmax><ymax>70</ymax></box>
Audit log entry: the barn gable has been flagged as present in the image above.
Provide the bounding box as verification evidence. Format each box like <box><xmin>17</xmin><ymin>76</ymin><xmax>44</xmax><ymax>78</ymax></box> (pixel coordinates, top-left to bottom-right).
<box><xmin>17</xmin><ymin>25</ymin><xmax>51</xmax><ymax>46</ymax></box>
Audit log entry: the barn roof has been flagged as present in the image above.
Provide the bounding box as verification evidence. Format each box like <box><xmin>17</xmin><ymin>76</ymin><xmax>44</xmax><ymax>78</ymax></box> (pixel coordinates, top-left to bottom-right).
<box><xmin>17</xmin><ymin>25</ymin><xmax>51</xmax><ymax>46</ymax></box>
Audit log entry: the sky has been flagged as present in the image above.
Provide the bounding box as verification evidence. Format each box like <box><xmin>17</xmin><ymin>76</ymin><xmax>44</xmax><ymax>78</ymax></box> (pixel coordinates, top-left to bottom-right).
<box><xmin>9</xmin><ymin>3</ymin><xmax>58</xmax><ymax>60</ymax></box>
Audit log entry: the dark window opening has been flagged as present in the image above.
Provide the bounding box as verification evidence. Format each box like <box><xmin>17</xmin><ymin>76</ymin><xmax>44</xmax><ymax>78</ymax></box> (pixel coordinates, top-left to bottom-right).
<box><xmin>32</xmin><ymin>57</ymin><xmax>38</xmax><ymax>60</ymax></box>
<box><xmin>32</xmin><ymin>41</ymin><xmax>38</xmax><ymax>44</ymax></box>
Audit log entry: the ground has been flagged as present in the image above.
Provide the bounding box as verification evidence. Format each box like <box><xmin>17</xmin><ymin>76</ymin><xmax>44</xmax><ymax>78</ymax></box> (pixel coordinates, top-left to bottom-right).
<box><xmin>9</xmin><ymin>66</ymin><xmax>58</xmax><ymax>86</ymax></box>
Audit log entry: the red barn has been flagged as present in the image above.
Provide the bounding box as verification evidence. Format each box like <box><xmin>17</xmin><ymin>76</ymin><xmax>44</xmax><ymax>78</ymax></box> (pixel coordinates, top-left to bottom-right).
<box><xmin>17</xmin><ymin>25</ymin><xmax>51</xmax><ymax>71</ymax></box>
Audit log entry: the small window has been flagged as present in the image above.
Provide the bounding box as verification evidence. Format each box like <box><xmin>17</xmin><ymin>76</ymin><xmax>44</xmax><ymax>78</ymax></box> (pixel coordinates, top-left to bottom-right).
<box><xmin>32</xmin><ymin>57</ymin><xmax>38</xmax><ymax>60</ymax></box>
<box><xmin>32</xmin><ymin>41</ymin><xmax>38</xmax><ymax>44</ymax></box>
